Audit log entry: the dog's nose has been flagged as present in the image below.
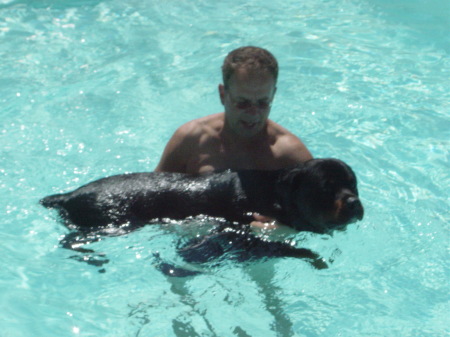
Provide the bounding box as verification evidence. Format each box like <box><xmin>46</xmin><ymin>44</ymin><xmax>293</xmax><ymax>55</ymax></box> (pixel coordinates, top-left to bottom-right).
<box><xmin>346</xmin><ymin>196</ymin><xmax>359</xmax><ymax>208</ymax></box>
<box><xmin>346</xmin><ymin>196</ymin><xmax>364</xmax><ymax>220</ymax></box>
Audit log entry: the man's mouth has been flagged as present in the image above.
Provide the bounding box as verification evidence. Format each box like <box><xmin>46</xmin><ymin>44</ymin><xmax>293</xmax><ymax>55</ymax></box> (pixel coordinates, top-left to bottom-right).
<box><xmin>240</xmin><ymin>120</ymin><xmax>259</xmax><ymax>129</ymax></box>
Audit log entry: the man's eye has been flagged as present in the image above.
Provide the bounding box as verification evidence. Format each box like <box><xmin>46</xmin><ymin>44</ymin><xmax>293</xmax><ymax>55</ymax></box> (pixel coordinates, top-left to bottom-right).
<box><xmin>236</xmin><ymin>101</ymin><xmax>251</xmax><ymax>109</ymax></box>
<box><xmin>258</xmin><ymin>101</ymin><xmax>270</xmax><ymax>109</ymax></box>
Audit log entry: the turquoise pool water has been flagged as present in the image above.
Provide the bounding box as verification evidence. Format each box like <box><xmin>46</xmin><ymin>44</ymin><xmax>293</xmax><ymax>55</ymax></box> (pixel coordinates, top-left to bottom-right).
<box><xmin>1</xmin><ymin>0</ymin><xmax>449</xmax><ymax>336</ymax></box>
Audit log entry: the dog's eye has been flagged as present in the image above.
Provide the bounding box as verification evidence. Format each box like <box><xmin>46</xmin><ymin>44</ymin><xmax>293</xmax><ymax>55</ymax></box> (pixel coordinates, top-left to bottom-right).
<box><xmin>322</xmin><ymin>183</ymin><xmax>336</xmax><ymax>196</ymax></box>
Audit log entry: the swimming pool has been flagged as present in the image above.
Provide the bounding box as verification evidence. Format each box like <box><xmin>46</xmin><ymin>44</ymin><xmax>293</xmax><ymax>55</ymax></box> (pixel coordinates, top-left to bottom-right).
<box><xmin>1</xmin><ymin>0</ymin><xmax>448</xmax><ymax>335</ymax></box>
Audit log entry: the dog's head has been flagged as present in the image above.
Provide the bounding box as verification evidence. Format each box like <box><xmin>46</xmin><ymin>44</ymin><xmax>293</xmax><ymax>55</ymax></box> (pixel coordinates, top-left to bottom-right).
<box><xmin>278</xmin><ymin>158</ymin><xmax>364</xmax><ymax>234</ymax></box>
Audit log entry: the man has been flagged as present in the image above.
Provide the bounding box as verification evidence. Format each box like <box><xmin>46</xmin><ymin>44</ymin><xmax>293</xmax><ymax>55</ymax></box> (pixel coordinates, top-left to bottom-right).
<box><xmin>155</xmin><ymin>46</ymin><xmax>312</xmax><ymax>174</ymax></box>
<box><xmin>155</xmin><ymin>46</ymin><xmax>312</xmax><ymax>227</ymax></box>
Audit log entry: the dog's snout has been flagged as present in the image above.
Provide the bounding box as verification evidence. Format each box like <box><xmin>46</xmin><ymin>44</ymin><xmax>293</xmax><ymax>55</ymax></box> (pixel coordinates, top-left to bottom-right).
<box><xmin>345</xmin><ymin>196</ymin><xmax>364</xmax><ymax>220</ymax></box>
<box><xmin>346</xmin><ymin>196</ymin><xmax>359</xmax><ymax>208</ymax></box>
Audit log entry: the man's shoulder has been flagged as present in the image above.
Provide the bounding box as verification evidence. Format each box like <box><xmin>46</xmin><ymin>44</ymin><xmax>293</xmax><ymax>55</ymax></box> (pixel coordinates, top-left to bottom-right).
<box><xmin>267</xmin><ymin>120</ymin><xmax>313</xmax><ymax>162</ymax></box>
<box><xmin>267</xmin><ymin>119</ymin><xmax>294</xmax><ymax>134</ymax></box>
<box><xmin>267</xmin><ymin>119</ymin><xmax>301</xmax><ymax>143</ymax></box>
<box><xmin>175</xmin><ymin>113</ymin><xmax>224</xmax><ymax>138</ymax></box>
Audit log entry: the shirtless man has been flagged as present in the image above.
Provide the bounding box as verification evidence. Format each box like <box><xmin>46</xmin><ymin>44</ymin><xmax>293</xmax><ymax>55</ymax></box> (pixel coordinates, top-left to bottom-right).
<box><xmin>155</xmin><ymin>46</ymin><xmax>312</xmax><ymax>174</ymax></box>
<box><xmin>155</xmin><ymin>46</ymin><xmax>312</xmax><ymax>227</ymax></box>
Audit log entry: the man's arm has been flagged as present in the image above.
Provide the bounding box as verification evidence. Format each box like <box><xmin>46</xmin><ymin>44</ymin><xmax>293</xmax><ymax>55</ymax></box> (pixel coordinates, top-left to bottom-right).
<box><xmin>272</xmin><ymin>133</ymin><xmax>313</xmax><ymax>169</ymax></box>
<box><xmin>267</xmin><ymin>120</ymin><xmax>313</xmax><ymax>166</ymax></box>
<box><xmin>251</xmin><ymin>128</ymin><xmax>312</xmax><ymax>227</ymax></box>
<box><xmin>154</xmin><ymin>124</ymin><xmax>194</xmax><ymax>173</ymax></box>
<box><xmin>283</xmin><ymin>134</ymin><xmax>312</xmax><ymax>162</ymax></box>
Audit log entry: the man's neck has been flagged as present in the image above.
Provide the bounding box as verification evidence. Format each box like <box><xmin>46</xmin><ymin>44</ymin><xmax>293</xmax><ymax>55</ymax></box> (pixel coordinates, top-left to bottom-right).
<box><xmin>221</xmin><ymin>119</ymin><xmax>269</xmax><ymax>147</ymax></box>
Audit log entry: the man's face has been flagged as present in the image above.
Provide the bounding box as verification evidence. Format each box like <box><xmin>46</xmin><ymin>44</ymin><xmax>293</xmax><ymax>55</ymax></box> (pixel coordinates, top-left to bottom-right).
<box><xmin>220</xmin><ymin>68</ymin><xmax>276</xmax><ymax>138</ymax></box>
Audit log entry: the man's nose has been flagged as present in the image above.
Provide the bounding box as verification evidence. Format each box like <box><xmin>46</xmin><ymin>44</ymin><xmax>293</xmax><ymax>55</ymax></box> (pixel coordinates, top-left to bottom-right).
<box><xmin>244</xmin><ymin>105</ymin><xmax>259</xmax><ymax>115</ymax></box>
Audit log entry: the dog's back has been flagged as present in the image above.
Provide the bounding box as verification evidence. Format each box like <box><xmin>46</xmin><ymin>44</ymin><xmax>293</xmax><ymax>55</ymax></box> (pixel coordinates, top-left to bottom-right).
<box><xmin>41</xmin><ymin>172</ymin><xmax>182</xmax><ymax>227</ymax></box>
<box><xmin>41</xmin><ymin>159</ymin><xmax>363</xmax><ymax>232</ymax></box>
<box><xmin>40</xmin><ymin>171</ymin><xmax>269</xmax><ymax>228</ymax></box>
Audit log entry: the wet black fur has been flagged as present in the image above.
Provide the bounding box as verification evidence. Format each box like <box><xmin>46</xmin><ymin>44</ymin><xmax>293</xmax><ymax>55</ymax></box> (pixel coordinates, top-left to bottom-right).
<box><xmin>41</xmin><ymin>158</ymin><xmax>363</xmax><ymax>234</ymax></box>
<box><xmin>41</xmin><ymin>158</ymin><xmax>364</xmax><ymax>274</ymax></box>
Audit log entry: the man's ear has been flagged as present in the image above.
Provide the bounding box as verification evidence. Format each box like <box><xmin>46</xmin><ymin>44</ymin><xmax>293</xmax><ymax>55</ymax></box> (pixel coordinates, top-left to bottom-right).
<box><xmin>218</xmin><ymin>84</ymin><xmax>226</xmax><ymax>105</ymax></box>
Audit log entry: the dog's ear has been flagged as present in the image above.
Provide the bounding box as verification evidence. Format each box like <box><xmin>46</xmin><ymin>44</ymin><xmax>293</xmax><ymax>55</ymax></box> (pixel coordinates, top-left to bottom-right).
<box><xmin>276</xmin><ymin>166</ymin><xmax>305</xmax><ymax>194</ymax></box>
<box><xmin>275</xmin><ymin>165</ymin><xmax>308</xmax><ymax>216</ymax></box>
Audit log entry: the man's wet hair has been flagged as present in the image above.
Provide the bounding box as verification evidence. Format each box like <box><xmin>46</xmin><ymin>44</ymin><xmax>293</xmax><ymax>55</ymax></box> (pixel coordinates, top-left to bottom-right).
<box><xmin>222</xmin><ymin>46</ymin><xmax>278</xmax><ymax>89</ymax></box>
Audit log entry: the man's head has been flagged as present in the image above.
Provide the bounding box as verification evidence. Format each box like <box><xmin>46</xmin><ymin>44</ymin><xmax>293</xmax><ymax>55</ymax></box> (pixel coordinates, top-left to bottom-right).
<box><xmin>221</xmin><ymin>46</ymin><xmax>278</xmax><ymax>89</ymax></box>
<box><xmin>219</xmin><ymin>46</ymin><xmax>278</xmax><ymax>138</ymax></box>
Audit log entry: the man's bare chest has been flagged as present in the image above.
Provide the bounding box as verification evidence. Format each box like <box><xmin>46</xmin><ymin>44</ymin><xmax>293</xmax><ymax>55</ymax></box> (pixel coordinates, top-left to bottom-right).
<box><xmin>189</xmin><ymin>148</ymin><xmax>275</xmax><ymax>173</ymax></box>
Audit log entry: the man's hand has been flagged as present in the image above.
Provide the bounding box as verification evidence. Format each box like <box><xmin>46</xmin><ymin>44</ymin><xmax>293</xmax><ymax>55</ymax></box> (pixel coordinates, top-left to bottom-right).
<box><xmin>250</xmin><ymin>213</ymin><xmax>279</xmax><ymax>229</ymax></box>
<box><xmin>250</xmin><ymin>213</ymin><xmax>299</xmax><ymax>236</ymax></box>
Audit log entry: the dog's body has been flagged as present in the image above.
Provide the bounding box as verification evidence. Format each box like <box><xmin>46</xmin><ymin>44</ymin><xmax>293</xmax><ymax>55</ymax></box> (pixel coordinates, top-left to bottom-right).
<box><xmin>41</xmin><ymin>158</ymin><xmax>363</xmax><ymax>273</ymax></box>
<box><xmin>41</xmin><ymin>158</ymin><xmax>364</xmax><ymax>234</ymax></box>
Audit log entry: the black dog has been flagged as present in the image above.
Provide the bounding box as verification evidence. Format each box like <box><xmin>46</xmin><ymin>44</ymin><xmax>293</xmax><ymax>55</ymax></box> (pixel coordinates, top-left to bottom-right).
<box><xmin>41</xmin><ymin>158</ymin><xmax>363</xmax><ymax>272</ymax></box>
<box><xmin>41</xmin><ymin>158</ymin><xmax>363</xmax><ymax>233</ymax></box>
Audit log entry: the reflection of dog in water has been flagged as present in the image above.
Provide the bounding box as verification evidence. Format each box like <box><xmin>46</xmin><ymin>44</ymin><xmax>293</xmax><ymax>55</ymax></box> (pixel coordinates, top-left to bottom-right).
<box><xmin>41</xmin><ymin>158</ymin><xmax>364</xmax><ymax>274</ymax></box>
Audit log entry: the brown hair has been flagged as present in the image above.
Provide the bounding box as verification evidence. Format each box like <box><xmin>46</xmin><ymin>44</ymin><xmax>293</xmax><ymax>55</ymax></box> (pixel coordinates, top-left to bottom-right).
<box><xmin>221</xmin><ymin>46</ymin><xmax>278</xmax><ymax>89</ymax></box>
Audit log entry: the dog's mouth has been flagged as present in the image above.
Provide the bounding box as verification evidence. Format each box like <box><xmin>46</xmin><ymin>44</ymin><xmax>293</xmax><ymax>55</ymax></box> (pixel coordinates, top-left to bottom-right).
<box><xmin>318</xmin><ymin>198</ymin><xmax>364</xmax><ymax>234</ymax></box>
<box><xmin>318</xmin><ymin>220</ymin><xmax>354</xmax><ymax>235</ymax></box>
<box><xmin>343</xmin><ymin>210</ymin><xmax>364</xmax><ymax>225</ymax></box>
